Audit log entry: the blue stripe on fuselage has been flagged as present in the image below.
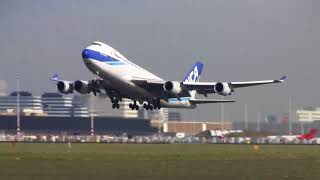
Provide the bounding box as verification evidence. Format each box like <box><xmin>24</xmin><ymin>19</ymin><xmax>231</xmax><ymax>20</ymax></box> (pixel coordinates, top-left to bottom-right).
<box><xmin>168</xmin><ymin>97</ymin><xmax>190</xmax><ymax>103</ymax></box>
<box><xmin>82</xmin><ymin>49</ymin><xmax>126</xmax><ymax>65</ymax></box>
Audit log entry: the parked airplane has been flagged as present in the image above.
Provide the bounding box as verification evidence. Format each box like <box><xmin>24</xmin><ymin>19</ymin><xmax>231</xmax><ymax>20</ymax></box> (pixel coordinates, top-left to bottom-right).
<box><xmin>267</xmin><ymin>129</ymin><xmax>318</xmax><ymax>141</ymax></box>
<box><xmin>51</xmin><ymin>41</ymin><xmax>286</xmax><ymax>110</ymax></box>
<box><xmin>297</xmin><ymin>128</ymin><xmax>318</xmax><ymax>140</ymax></box>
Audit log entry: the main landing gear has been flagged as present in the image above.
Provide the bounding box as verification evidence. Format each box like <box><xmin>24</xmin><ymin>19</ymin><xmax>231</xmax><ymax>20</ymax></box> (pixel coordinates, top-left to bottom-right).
<box><xmin>129</xmin><ymin>100</ymin><xmax>139</xmax><ymax>110</ymax></box>
<box><xmin>111</xmin><ymin>97</ymin><xmax>120</xmax><ymax>109</ymax></box>
<box><xmin>143</xmin><ymin>98</ymin><xmax>161</xmax><ymax>111</ymax></box>
<box><xmin>127</xmin><ymin>98</ymin><xmax>162</xmax><ymax>111</ymax></box>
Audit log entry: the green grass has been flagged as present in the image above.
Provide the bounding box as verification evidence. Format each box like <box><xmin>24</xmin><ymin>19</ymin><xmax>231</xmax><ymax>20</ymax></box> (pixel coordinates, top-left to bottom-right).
<box><xmin>0</xmin><ymin>143</ymin><xmax>320</xmax><ymax>180</ymax></box>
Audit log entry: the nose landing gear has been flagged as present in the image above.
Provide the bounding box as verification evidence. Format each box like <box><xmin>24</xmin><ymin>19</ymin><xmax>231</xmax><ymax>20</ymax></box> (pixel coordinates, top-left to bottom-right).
<box><xmin>112</xmin><ymin>103</ymin><xmax>120</xmax><ymax>109</ymax></box>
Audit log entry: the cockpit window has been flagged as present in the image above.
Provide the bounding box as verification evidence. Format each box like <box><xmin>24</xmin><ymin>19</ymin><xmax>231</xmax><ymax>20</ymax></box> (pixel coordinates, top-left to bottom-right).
<box><xmin>91</xmin><ymin>42</ymin><xmax>102</xmax><ymax>46</ymax></box>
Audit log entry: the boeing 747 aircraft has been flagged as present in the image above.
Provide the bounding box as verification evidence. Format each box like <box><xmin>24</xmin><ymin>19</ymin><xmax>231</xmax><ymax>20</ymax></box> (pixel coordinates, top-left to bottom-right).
<box><xmin>51</xmin><ymin>41</ymin><xmax>286</xmax><ymax>110</ymax></box>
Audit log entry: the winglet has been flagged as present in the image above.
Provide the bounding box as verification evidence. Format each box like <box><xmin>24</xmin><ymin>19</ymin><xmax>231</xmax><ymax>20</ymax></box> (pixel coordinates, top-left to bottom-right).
<box><xmin>51</xmin><ymin>73</ymin><xmax>60</xmax><ymax>81</ymax></box>
<box><xmin>279</xmin><ymin>75</ymin><xmax>287</xmax><ymax>83</ymax></box>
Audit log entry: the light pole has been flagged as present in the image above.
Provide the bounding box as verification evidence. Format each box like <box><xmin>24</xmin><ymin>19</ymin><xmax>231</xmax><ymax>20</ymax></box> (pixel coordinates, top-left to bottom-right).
<box><xmin>90</xmin><ymin>95</ymin><xmax>94</xmax><ymax>136</ymax></box>
<box><xmin>16</xmin><ymin>76</ymin><xmax>20</xmax><ymax>136</ymax></box>
<box><xmin>299</xmin><ymin>107</ymin><xmax>304</xmax><ymax>134</ymax></box>
<box><xmin>301</xmin><ymin>119</ymin><xmax>304</xmax><ymax>134</ymax></box>
<box><xmin>221</xmin><ymin>96</ymin><xmax>224</xmax><ymax>131</ymax></box>
<box><xmin>289</xmin><ymin>96</ymin><xmax>292</xmax><ymax>135</ymax></box>
<box><xmin>245</xmin><ymin>104</ymin><xmax>248</xmax><ymax>130</ymax></box>
<box><xmin>257</xmin><ymin>112</ymin><xmax>261</xmax><ymax>132</ymax></box>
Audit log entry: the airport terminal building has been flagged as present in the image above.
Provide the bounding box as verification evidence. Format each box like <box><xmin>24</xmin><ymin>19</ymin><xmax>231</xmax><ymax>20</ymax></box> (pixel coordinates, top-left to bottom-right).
<box><xmin>0</xmin><ymin>91</ymin><xmax>171</xmax><ymax>134</ymax></box>
<box><xmin>0</xmin><ymin>92</ymin><xmax>90</xmax><ymax>117</ymax></box>
<box><xmin>297</xmin><ymin>107</ymin><xmax>320</xmax><ymax>122</ymax></box>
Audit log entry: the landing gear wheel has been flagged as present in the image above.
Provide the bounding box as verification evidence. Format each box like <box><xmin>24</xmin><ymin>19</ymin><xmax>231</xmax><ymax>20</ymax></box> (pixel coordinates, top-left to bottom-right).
<box><xmin>149</xmin><ymin>98</ymin><xmax>161</xmax><ymax>110</ymax></box>
<box><xmin>111</xmin><ymin>97</ymin><xmax>120</xmax><ymax>109</ymax></box>
<box><xmin>129</xmin><ymin>103</ymin><xmax>134</xmax><ymax>110</ymax></box>
<box><xmin>129</xmin><ymin>100</ymin><xmax>140</xmax><ymax>110</ymax></box>
<box><xmin>155</xmin><ymin>104</ymin><xmax>161</xmax><ymax>109</ymax></box>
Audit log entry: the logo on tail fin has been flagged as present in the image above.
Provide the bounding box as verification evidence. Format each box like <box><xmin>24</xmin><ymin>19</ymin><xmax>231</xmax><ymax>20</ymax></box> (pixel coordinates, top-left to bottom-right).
<box><xmin>183</xmin><ymin>61</ymin><xmax>204</xmax><ymax>99</ymax></box>
<box><xmin>183</xmin><ymin>61</ymin><xmax>204</xmax><ymax>82</ymax></box>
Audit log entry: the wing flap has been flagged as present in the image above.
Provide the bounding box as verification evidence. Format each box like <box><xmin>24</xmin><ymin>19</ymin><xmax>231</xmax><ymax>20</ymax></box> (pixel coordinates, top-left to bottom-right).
<box><xmin>184</xmin><ymin>76</ymin><xmax>286</xmax><ymax>94</ymax></box>
<box><xmin>131</xmin><ymin>79</ymin><xmax>165</xmax><ymax>86</ymax></box>
<box><xmin>182</xmin><ymin>82</ymin><xmax>216</xmax><ymax>90</ymax></box>
<box><xmin>189</xmin><ymin>99</ymin><xmax>235</xmax><ymax>104</ymax></box>
<box><xmin>131</xmin><ymin>76</ymin><xmax>286</xmax><ymax>97</ymax></box>
<box><xmin>230</xmin><ymin>76</ymin><xmax>286</xmax><ymax>88</ymax></box>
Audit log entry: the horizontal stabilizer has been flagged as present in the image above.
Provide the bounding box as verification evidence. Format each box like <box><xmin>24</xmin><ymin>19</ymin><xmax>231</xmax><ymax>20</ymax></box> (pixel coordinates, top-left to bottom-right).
<box><xmin>189</xmin><ymin>99</ymin><xmax>235</xmax><ymax>104</ymax></box>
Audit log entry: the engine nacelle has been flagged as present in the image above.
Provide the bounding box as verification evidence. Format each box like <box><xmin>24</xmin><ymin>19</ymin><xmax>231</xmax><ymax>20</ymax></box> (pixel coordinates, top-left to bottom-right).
<box><xmin>74</xmin><ymin>80</ymin><xmax>91</xmax><ymax>94</ymax></box>
<box><xmin>163</xmin><ymin>81</ymin><xmax>183</xmax><ymax>95</ymax></box>
<box><xmin>214</xmin><ymin>82</ymin><xmax>232</xmax><ymax>95</ymax></box>
<box><xmin>56</xmin><ymin>81</ymin><xmax>73</xmax><ymax>94</ymax></box>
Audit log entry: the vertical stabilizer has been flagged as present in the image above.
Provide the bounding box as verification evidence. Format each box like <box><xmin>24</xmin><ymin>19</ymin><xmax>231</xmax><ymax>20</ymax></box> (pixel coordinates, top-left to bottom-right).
<box><xmin>182</xmin><ymin>61</ymin><xmax>204</xmax><ymax>98</ymax></box>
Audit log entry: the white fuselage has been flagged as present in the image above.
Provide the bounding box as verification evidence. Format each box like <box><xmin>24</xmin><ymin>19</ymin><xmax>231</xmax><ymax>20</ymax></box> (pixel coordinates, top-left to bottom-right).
<box><xmin>81</xmin><ymin>42</ymin><xmax>196</xmax><ymax>109</ymax></box>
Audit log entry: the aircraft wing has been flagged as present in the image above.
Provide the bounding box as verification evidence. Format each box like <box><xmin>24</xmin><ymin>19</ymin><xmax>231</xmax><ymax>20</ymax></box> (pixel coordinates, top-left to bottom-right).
<box><xmin>228</xmin><ymin>76</ymin><xmax>286</xmax><ymax>88</ymax></box>
<box><xmin>131</xmin><ymin>79</ymin><xmax>166</xmax><ymax>94</ymax></box>
<box><xmin>189</xmin><ymin>99</ymin><xmax>235</xmax><ymax>104</ymax></box>
<box><xmin>131</xmin><ymin>79</ymin><xmax>165</xmax><ymax>86</ymax></box>
<box><xmin>184</xmin><ymin>76</ymin><xmax>286</xmax><ymax>96</ymax></box>
<box><xmin>132</xmin><ymin>76</ymin><xmax>286</xmax><ymax>97</ymax></box>
<box><xmin>183</xmin><ymin>76</ymin><xmax>286</xmax><ymax>90</ymax></box>
<box><xmin>50</xmin><ymin>73</ymin><xmax>73</xmax><ymax>83</ymax></box>
<box><xmin>51</xmin><ymin>73</ymin><xmax>121</xmax><ymax>96</ymax></box>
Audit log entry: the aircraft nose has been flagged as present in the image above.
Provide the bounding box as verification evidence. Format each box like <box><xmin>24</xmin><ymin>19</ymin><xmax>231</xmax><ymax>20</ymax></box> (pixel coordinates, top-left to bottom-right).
<box><xmin>82</xmin><ymin>49</ymin><xmax>90</xmax><ymax>59</ymax></box>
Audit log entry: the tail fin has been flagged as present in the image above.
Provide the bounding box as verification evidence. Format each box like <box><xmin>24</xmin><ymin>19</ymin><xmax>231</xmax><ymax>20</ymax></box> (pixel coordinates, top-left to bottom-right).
<box><xmin>183</xmin><ymin>61</ymin><xmax>204</xmax><ymax>98</ymax></box>
<box><xmin>299</xmin><ymin>128</ymin><xmax>318</xmax><ymax>140</ymax></box>
<box><xmin>309</xmin><ymin>128</ymin><xmax>318</xmax><ymax>136</ymax></box>
<box><xmin>183</xmin><ymin>61</ymin><xmax>204</xmax><ymax>82</ymax></box>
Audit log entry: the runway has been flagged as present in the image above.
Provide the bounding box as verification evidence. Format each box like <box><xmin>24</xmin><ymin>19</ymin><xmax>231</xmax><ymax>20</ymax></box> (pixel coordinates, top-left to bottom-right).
<box><xmin>0</xmin><ymin>143</ymin><xmax>319</xmax><ymax>180</ymax></box>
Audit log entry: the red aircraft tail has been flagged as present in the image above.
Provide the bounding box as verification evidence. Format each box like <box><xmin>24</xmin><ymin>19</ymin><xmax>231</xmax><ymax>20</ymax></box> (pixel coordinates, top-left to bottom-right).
<box><xmin>298</xmin><ymin>128</ymin><xmax>318</xmax><ymax>140</ymax></box>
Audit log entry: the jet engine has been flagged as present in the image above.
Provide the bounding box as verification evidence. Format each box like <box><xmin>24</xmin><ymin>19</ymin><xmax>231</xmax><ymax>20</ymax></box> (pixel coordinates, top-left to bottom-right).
<box><xmin>163</xmin><ymin>81</ymin><xmax>182</xmax><ymax>95</ymax></box>
<box><xmin>74</xmin><ymin>80</ymin><xmax>91</xmax><ymax>94</ymax></box>
<box><xmin>214</xmin><ymin>82</ymin><xmax>232</xmax><ymax>95</ymax></box>
<box><xmin>56</xmin><ymin>81</ymin><xmax>73</xmax><ymax>94</ymax></box>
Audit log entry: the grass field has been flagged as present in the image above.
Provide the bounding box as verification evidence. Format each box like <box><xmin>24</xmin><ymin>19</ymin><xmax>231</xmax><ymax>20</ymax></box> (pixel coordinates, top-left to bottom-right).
<box><xmin>0</xmin><ymin>143</ymin><xmax>319</xmax><ymax>180</ymax></box>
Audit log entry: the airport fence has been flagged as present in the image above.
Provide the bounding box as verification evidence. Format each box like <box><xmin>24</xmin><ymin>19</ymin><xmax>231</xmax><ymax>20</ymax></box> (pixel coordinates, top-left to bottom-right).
<box><xmin>0</xmin><ymin>132</ymin><xmax>320</xmax><ymax>145</ymax></box>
